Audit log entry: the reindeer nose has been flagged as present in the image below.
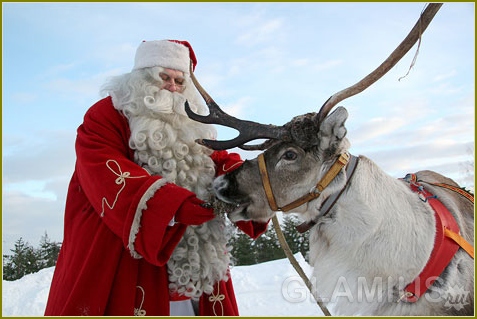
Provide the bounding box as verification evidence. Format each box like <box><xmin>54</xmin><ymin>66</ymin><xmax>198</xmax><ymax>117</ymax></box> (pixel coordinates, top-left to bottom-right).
<box><xmin>212</xmin><ymin>176</ymin><xmax>229</xmax><ymax>195</ymax></box>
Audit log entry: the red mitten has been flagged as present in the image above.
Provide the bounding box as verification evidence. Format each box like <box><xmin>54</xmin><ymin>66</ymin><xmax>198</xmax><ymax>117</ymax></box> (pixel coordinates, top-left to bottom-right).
<box><xmin>175</xmin><ymin>196</ymin><xmax>216</xmax><ymax>225</ymax></box>
<box><xmin>211</xmin><ymin>150</ymin><xmax>243</xmax><ymax>176</ymax></box>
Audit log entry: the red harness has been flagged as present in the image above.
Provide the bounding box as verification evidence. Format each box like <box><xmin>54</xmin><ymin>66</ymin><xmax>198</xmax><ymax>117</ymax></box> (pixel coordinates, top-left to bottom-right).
<box><xmin>400</xmin><ymin>173</ymin><xmax>474</xmax><ymax>303</ymax></box>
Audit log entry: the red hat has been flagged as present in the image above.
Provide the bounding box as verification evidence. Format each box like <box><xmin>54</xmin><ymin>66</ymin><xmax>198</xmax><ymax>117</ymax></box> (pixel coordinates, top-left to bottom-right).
<box><xmin>133</xmin><ymin>39</ymin><xmax>197</xmax><ymax>73</ymax></box>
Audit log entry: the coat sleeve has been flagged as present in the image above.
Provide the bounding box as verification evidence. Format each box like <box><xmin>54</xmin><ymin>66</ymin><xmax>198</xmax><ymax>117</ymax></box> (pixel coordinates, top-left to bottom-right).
<box><xmin>211</xmin><ymin>150</ymin><xmax>269</xmax><ymax>239</ymax></box>
<box><xmin>74</xmin><ymin>99</ymin><xmax>194</xmax><ymax>266</ymax></box>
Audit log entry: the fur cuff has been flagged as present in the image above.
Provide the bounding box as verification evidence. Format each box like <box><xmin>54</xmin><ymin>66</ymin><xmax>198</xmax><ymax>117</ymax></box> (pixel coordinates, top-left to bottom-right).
<box><xmin>128</xmin><ymin>178</ymin><xmax>169</xmax><ymax>259</ymax></box>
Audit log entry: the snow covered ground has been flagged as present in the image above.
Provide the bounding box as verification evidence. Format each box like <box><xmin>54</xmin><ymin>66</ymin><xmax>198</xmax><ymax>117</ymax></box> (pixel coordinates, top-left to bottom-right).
<box><xmin>3</xmin><ymin>253</ymin><xmax>325</xmax><ymax>316</ymax></box>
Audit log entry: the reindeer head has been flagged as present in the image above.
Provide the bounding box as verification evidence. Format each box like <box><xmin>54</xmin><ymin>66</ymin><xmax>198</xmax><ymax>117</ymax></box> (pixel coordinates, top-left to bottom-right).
<box><xmin>185</xmin><ymin>68</ymin><xmax>352</xmax><ymax>222</ymax></box>
<box><xmin>211</xmin><ymin>107</ymin><xmax>351</xmax><ymax>223</ymax></box>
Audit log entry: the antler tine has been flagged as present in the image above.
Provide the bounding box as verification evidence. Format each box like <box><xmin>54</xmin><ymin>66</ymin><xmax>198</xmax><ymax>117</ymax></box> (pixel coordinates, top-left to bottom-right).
<box><xmin>186</xmin><ymin>66</ymin><xmax>290</xmax><ymax>150</ymax></box>
<box><xmin>185</xmin><ymin>100</ymin><xmax>289</xmax><ymax>150</ymax></box>
<box><xmin>316</xmin><ymin>3</ymin><xmax>443</xmax><ymax>123</ymax></box>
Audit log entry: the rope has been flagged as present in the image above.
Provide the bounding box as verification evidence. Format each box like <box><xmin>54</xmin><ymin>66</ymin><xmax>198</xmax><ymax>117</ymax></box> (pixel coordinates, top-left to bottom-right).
<box><xmin>272</xmin><ymin>215</ymin><xmax>332</xmax><ymax>316</ymax></box>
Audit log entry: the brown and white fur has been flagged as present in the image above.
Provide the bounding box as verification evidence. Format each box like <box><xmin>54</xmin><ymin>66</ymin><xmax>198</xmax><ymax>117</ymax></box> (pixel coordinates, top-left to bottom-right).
<box><xmin>212</xmin><ymin>107</ymin><xmax>474</xmax><ymax>315</ymax></box>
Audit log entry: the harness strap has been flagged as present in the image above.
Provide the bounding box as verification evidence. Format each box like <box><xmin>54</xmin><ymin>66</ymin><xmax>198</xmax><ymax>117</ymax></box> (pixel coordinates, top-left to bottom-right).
<box><xmin>401</xmin><ymin>174</ymin><xmax>474</xmax><ymax>303</ymax></box>
<box><xmin>444</xmin><ymin>228</ymin><xmax>474</xmax><ymax>258</ymax></box>
<box><xmin>429</xmin><ymin>182</ymin><xmax>474</xmax><ymax>204</ymax></box>
<box><xmin>316</xmin><ymin>152</ymin><xmax>351</xmax><ymax>193</ymax></box>
<box><xmin>405</xmin><ymin>173</ymin><xmax>474</xmax><ymax>258</ymax></box>
<box><xmin>258</xmin><ymin>153</ymin><xmax>279</xmax><ymax>211</ymax></box>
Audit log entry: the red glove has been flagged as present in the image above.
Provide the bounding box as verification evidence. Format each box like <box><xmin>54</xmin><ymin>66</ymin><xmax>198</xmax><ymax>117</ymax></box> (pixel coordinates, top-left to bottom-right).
<box><xmin>211</xmin><ymin>150</ymin><xmax>243</xmax><ymax>176</ymax></box>
<box><xmin>175</xmin><ymin>196</ymin><xmax>216</xmax><ymax>225</ymax></box>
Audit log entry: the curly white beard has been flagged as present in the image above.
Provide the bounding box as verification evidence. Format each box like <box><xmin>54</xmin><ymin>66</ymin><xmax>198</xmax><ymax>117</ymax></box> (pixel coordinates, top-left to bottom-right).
<box><xmin>111</xmin><ymin>72</ymin><xmax>233</xmax><ymax>300</ymax></box>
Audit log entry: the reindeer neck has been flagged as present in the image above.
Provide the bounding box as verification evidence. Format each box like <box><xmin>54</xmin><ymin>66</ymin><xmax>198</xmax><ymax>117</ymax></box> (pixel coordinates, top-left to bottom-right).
<box><xmin>309</xmin><ymin>155</ymin><xmax>437</xmax><ymax>307</ymax></box>
<box><xmin>296</xmin><ymin>153</ymin><xmax>359</xmax><ymax>233</ymax></box>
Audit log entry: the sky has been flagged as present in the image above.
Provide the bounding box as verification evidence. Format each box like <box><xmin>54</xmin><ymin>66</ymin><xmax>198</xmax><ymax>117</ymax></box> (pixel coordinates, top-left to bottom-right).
<box><xmin>4</xmin><ymin>253</ymin><xmax>326</xmax><ymax>316</ymax></box>
<box><xmin>2</xmin><ymin>2</ymin><xmax>475</xmax><ymax>250</ymax></box>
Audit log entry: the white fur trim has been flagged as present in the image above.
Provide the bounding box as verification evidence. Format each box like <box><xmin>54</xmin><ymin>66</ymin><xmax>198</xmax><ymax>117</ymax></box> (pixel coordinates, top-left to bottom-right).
<box><xmin>128</xmin><ymin>178</ymin><xmax>169</xmax><ymax>259</ymax></box>
<box><xmin>133</xmin><ymin>40</ymin><xmax>190</xmax><ymax>73</ymax></box>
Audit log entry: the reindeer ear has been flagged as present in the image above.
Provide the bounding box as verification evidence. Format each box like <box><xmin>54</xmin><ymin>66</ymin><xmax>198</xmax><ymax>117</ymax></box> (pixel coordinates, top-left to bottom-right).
<box><xmin>317</xmin><ymin>106</ymin><xmax>348</xmax><ymax>157</ymax></box>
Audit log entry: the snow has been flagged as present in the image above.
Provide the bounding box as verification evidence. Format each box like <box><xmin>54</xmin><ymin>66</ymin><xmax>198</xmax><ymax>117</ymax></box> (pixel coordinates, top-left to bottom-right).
<box><xmin>2</xmin><ymin>267</ymin><xmax>54</xmax><ymax>316</ymax></box>
<box><xmin>2</xmin><ymin>253</ymin><xmax>325</xmax><ymax>316</ymax></box>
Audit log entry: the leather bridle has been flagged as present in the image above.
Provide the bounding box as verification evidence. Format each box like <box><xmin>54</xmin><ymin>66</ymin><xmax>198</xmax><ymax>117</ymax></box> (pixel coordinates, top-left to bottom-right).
<box><xmin>258</xmin><ymin>152</ymin><xmax>357</xmax><ymax>214</ymax></box>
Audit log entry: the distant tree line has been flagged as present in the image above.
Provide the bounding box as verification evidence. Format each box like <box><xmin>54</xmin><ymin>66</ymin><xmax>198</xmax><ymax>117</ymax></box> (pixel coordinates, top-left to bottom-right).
<box><xmin>229</xmin><ymin>214</ymin><xmax>309</xmax><ymax>266</ymax></box>
<box><xmin>3</xmin><ymin>215</ymin><xmax>308</xmax><ymax>281</ymax></box>
<box><xmin>3</xmin><ymin>232</ymin><xmax>61</xmax><ymax>281</ymax></box>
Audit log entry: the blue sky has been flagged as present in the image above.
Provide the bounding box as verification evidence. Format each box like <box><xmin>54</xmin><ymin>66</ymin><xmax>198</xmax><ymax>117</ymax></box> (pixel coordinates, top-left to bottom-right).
<box><xmin>2</xmin><ymin>2</ymin><xmax>474</xmax><ymax>249</ymax></box>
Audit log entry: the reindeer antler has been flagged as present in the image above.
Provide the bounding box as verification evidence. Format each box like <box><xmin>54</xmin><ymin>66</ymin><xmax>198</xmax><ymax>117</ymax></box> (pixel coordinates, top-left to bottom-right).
<box><xmin>185</xmin><ymin>67</ymin><xmax>290</xmax><ymax>150</ymax></box>
<box><xmin>316</xmin><ymin>3</ymin><xmax>443</xmax><ymax>122</ymax></box>
<box><xmin>186</xmin><ymin>3</ymin><xmax>443</xmax><ymax>150</ymax></box>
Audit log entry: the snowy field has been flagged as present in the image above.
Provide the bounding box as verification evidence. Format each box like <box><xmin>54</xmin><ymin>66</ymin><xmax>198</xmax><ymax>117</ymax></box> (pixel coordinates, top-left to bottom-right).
<box><xmin>3</xmin><ymin>253</ymin><xmax>325</xmax><ymax>316</ymax></box>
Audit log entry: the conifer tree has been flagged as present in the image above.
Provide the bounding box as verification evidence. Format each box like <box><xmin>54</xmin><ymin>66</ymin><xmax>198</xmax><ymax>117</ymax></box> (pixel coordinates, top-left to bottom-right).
<box><xmin>2</xmin><ymin>233</ymin><xmax>62</xmax><ymax>281</ymax></box>
<box><xmin>3</xmin><ymin>238</ymin><xmax>39</xmax><ymax>281</ymax></box>
<box><xmin>254</xmin><ymin>224</ymin><xmax>285</xmax><ymax>263</ymax></box>
<box><xmin>229</xmin><ymin>229</ymin><xmax>256</xmax><ymax>266</ymax></box>
<box><xmin>281</xmin><ymin>214</ymin><xmax>310</xmax><ymax>261</ymax></box>
<box><xmin>228</xmin><ymin>215</ymin><xmax>310</xmax><ymax>266</ymax></box>
<box><xmin>38</xmin><ymin>232</ymin><xmax>61</xmax><ymax>268</ymax></box>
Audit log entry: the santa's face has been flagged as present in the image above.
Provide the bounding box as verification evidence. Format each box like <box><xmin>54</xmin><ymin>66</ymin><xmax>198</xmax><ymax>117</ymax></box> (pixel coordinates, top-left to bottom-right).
<box><xmin>159</xmin><ymin>68</ymin><xmax>186</xmax><ymax>93</ymax></box>
<box><xmin>122</xmin><ymin>68</ymin><xmax>216</xmax><ymax>200</ymax></box>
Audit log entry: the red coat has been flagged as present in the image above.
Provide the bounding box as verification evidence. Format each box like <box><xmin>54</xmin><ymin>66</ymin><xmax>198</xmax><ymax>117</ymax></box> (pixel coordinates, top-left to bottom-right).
<box><xmin>44</xmin><ymin>97</ymin><xmax>267</xmax><ymax>316</ymax></box>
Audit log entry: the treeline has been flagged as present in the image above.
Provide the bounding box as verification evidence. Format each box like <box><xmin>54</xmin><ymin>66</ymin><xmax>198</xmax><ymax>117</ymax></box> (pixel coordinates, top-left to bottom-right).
<box><xmin>230</xmin><ymin>214</ymin><xmax>309</xmax><ymax>266</ymax></box>
<box><xmin>3</xmin><ymin>232</ymin><xmax>61</xmax><ymax>281</ymax></box>
<box><xmin>3</xmin><ymin>215</ymin><xmax>308</xmax><ymax>281</ymax></box>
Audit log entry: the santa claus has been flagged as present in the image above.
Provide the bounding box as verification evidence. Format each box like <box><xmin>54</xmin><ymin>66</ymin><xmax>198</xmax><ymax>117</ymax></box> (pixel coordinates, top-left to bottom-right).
<box><xmin>44</xmin><ymin>39</ymin><xmax>268</xmax><ymax>316</ymax></box>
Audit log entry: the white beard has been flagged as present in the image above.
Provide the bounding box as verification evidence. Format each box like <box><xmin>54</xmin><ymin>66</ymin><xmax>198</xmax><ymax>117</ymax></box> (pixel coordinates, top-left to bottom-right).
<box><xmin>115</xmin><ymin>87</ymin><xmax>232</xmax><ymax>300</ymax></box>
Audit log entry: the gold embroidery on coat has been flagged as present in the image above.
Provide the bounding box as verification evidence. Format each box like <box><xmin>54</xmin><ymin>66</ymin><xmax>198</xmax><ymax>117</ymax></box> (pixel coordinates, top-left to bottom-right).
<box><xmin>101</xmin><ymin>159</ymin><xmax>147</xmax><ymax>217</ymax></box>
<box><xmin>134</xmin><ymin>285</ymin><xmax>146</xmax><ymax>316</ymax></box>
<box><xmin>208</xmin><ymin>282</ymin><xmax>225</xmax><ymax>316</ymax></box>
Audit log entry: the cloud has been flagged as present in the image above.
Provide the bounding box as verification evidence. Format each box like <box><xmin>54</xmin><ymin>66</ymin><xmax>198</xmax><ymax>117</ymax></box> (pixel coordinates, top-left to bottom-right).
<box><xmin>432</xmin><ymin>69</ymin><xmax>457</xmax><ymax>83</ymax></box>
<box><xmin>3</xmin><ymin>130</ymin><xmax>76</xmax><ymax>183</ymax></box>
<box><xmin>40</xmin><ymin>67</ymin><xmax>126</xmax><ymax>104</ymax></box>
<box><xmin>349</xmin><ymin>111</ymin><xmax>473</xmax><ymax>181</ymax></box>
<box><xmin>92</xmin><ymin>41</ymin><xmax>137</xmax><ymax>68</ymax></box>
<box><xmin>312</xmin><ymin>59</ymin><xmax>343</xmax><ymax>72</ymax></box>
<box><xmin>3</xmin><ymin>129</ymin><xmax>75</xmax><ymax>248</ymax></box>
<box><xmin>42</xmin><ymin>62</ymin><xmax>78</xmax><ymax>78</ymax></box>
<box><xmin>10</xmin><ymin>92</ymin><xmax>37</xmax><ymax>105</ymax></box>
<box><xmin>351</xmin><ymin>116</ymin><xmax>407</xmax><ymax>143</ymax></box>
<box><xmin>3</xmin><ymin>189</ymin><xmax>65</xmax><ymax>249</ymax></box>
<box><xmin>223</xmin><ymin>96</ymin><xmax>253</xmax><ymax>118</ymax></box>
<box><xmin>290</xmin><ymin>58</ymin><xmax>309</xmax><ymax>67</ymax></box>
<box><xmin>236</xmin><ymin>18</ymin><xmax>284</xmax><ymax>47</ymax></box>
<box><xmin>428</xmin><ymin>82</ymin><xmax>463</xmax><ymax>96</ymax></box>
<box><xmin>43</xmin><ymin>78</ymin><xmax>100</xmax><ymax>99</ymax></box>
<box><xmin>5</xmin><ymin>180</ymin><xmax>57</xmax><ymax>201</ymax></box>
<box><xmin>361</xmin><ymin>139</ymin><xmax>473</xmax><ymax>178</ymax></box>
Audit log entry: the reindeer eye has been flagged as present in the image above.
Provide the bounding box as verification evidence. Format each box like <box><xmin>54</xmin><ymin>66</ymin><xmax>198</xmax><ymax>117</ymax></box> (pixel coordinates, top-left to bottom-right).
<box><xmin>282</xmin><ymin>150</ymin><xmax>297</xmax><ymax>161</ymax></box>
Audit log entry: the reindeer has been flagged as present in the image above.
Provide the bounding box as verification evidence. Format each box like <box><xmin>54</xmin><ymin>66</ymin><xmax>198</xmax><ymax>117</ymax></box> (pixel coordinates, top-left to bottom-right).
<box><xmin>199</xmin><ymin>107</ymin><xmax>474</xmax><ymax>315</ymax></box>
<box><xmin>185</xmin><ymin>4</ymin><xmax>474</xmax><ymax>316</ymax></box>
